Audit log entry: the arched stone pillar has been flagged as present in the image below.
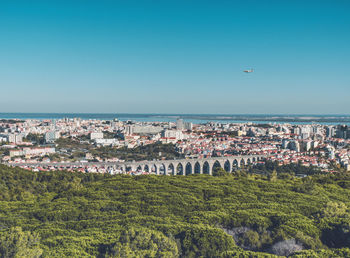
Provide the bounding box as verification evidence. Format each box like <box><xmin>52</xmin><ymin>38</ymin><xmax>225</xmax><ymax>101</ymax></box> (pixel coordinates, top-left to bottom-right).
<box><xmin>208</xmin><ymin>161</ymin><xmax>216</xmax><ymax>175</ymax></box>
<box><xmin>143</xmin><ymin>164</ymin><xmax>150</xmax><ymax>173</ymax></box>
<box><xmin>211</xmin><ymin>160</ymin><xmax>222</xmax><ymax>175</ymax></box>
<box><xmin>246</xmin><ymin>158</ymin><xmax>251</xmax><ymax>165</ymax></box>
<box><xmin>191</xmin><ymin>161</ymin><xmax>195</xmax><ymax>174</ymax></box>
<box><xmin>120</xmin><ymin>164</ymin><xmax>127</xmax><ymax>173</ymax></box>
<box><xmin>219</xmin><ymin>160</ymin><xmax>226</xmax><ymax>170</ymax></box>
<box><xmin>224</xmin><ymin>160</ymin><xmax>231</xmax><ymax>172</ymax></box>
<box><xmin>185</xmin><ymin>162</ymin><xmax>193</xmax><ymax>175</ymax></box>
<box><xmin>232</xmin><ymin>159</ymin><xmax>240</xmax><ymax>169</ymax></box>
<box><xmin>202</xmin><ymin>161</ymin><xmax>211</xmax><ymax>175</ymax></box>
<box><xmin>167</xmin><ymin>163</ymin><xmax>175</xmax><ymax>175</ymax></box>
<box><xmin>181</xmin><ymin>162</ymin><xmax>186</xmax><ymax>175</ymax></box>
<box><xmin>159</xmin><ymin>163</ymin><xmax>167</xmax><ymax>175</ymax></box>
<box><xmin>175</xmin><ymin>162</ymin><xmax>184</xmax><ymax>175</ymax></box>
<box><xmin>194</xmin><ymin>161</ymin><xmax>201</xmax><ymax>174</ymax></box>
<box><xmin>147</xmin><ymin>163</ymin><xmax>154</xmax><ymax>174</ymax></box>
<box><xmin>153</xmin><ymin>164</ymin><xmax>159</xmax><ymax>175</ymax></box>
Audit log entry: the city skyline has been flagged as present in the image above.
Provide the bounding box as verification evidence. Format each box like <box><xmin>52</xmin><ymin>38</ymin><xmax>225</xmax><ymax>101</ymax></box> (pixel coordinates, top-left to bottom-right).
<box><xmin>1</xmin><ymin>0</ymin><xmax>350</xmax><ymax>114</ymax></box>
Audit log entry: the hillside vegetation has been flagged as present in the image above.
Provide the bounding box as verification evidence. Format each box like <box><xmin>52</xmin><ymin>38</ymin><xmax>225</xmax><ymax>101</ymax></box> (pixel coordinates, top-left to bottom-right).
<box><xmin>0</xmin><ymin>165</ymin><xmax>350</xmax><ymax>257</ymax></box>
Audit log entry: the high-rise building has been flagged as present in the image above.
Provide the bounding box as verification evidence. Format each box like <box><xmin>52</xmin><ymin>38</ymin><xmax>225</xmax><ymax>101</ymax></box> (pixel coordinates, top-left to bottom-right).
<box><xmin>184</xmin><ymin>122</ymin><xmax>193</xmax><ymax>131</ymax></box>
<box><xmin>292</xmin><ymin>127</ymin><xmax>301</xmax><ymax>135</ymax></box>
<box><xmin>176</xmin><ymin>119</ymin><xmax>184</xmax><ymax>130</ymax></box>
<box><xmin>326</xmin><ymin>126</ymin><xmax>335</xmax><ymax>138</ymax></box>
<box><xmin>8</xmin><ymin>134</ymin><xmax>23</xmax><ymax>144</ymax></box>
<box><xmin>125</xmin><ymin>125</ymin><xmax>133</xmax><ymax>135</ymax></box>
<box><xmin>289</xmin><ymin>140</ymin><xmax>300</xmax><ymax>152</ymax></box>
<box><xmin>336</xmin><ymin>125</ymin><xmax>348</xmax><ymax>139</ymax></box>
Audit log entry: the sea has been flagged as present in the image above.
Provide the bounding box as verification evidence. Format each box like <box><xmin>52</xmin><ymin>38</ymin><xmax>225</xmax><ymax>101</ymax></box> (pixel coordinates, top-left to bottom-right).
<box><xmin>0</xmin><ymin>113</ymin><xmax>350</xmax><ymax>125</ymax></box>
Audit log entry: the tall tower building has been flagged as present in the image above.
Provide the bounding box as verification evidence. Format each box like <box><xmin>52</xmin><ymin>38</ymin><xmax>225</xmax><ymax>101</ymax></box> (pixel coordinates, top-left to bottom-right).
<box><xmin>176</xmin><ymin>119</ymin><xmax>184</xmax><ymax>130</ymax></box>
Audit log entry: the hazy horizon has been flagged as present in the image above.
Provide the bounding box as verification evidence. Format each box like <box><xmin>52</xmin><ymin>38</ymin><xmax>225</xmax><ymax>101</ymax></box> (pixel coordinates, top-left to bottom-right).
<box><xmin>1</xmin><ymin>112</ymin><xmax>350</xmax><ymax>116</ymax></box>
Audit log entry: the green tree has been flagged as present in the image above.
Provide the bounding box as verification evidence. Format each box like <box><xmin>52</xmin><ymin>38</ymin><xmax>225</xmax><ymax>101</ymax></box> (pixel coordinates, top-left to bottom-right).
<box><xmin>240</xmin><ymin>230</ymin><xmax>261</xmax><ymax>250</ymax></box>
<box><xmin>105</xmin><ymin>228</ymin><xmax>179</xmax><ymax>258</ymax></box>
<box><xmin>268</xmin><ymin>170</ymin><xmax>277</xmax><ymax>182</ymax></box>
<box><xmin>320</xmin><ymin>201</ymin><xmax>347</xmax><ymax>218</ymax></box>
<box><xmin>213</xmin><ymin>167</ymin><xmax>228</xmax><ymax>177</ymax></box>
<box><xmin>0</xmin><ymin>227</ymin><xmax>43</xmax><ymax>258</ymax></box>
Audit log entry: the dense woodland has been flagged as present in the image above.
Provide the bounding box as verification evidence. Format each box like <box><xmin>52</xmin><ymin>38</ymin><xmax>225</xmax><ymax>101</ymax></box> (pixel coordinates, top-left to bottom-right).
<box><xmin>1</xmin><ymin>165</ymin><xmax>350</xmax><ymax>257</ymax></box>
<box><xmin>249</xmin><ymin>161</ymin><xmax>324</xmax><ymax>176</ymax></box>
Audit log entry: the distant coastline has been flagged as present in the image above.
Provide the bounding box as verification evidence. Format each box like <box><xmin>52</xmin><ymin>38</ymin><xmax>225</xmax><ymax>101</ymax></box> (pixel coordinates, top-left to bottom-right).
<box><xmin>0</xmin><ymin>113</ymin><xmax>350</xmax><ymax>125</ymax></box>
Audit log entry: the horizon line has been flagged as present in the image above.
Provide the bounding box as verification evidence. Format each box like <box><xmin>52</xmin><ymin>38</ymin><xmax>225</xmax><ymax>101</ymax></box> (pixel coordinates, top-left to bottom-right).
<box><xmin>0</xmin><ymin>112</ymin><xmax>350</xmax><ymax>116</ymax></box>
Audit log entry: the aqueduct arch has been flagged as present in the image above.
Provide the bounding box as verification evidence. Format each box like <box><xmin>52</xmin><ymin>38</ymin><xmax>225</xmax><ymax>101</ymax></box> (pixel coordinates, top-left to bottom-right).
<box><xmin>10</xmin><ymin>155</ymin><xmax>266</xmax><ymax>176</ymax></box>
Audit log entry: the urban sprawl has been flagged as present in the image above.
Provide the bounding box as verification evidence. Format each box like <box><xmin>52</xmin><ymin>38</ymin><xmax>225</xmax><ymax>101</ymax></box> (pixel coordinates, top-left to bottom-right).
<box><xmin>0</xmin><ymin>118</ymin><xmax>349</xmax><ymax>174</ymax></box>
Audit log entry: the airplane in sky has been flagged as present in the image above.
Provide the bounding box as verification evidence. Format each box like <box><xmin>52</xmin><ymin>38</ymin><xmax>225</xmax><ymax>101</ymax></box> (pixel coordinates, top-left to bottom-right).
<box><xmin>243</xmin><ymin>68</ymin><xmax>254</xmax><ymax>73</ymax></box>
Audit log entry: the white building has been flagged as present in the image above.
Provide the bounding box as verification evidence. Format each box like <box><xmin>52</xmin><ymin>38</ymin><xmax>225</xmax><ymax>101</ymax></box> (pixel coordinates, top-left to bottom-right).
<box><xmin>289</xmin><ymin>140</ymin><xmax>300</xmax><ymax>152</ymax></box>
<box><xmin>176</xmin><ymin>119</ymin><xmax>192</xmax><ymax>131</ymax></box>
<box><xmin>162</xmin><ymin>130</ymin><xmax>184</xmax><ymax>140</ymax></box>
<box><xmin>95</xmin><ymin>138</ymin><xmax>119</xmax><ymax>146</ymax></box>
<box><xmin>176</xmin><ymin>119</ymin><xmax>184</xmax><ymax>130</ymax></box>
<box><xmin>8</xmin><ymin>134</ymin><xmax>23</xmax><ymax>144</ymax></box>
<box><xmin>184</xmin><ymin>122</ymin><xmax>193</xmax><ymax>130</ymax></box>
<box><xmin>125</xmin><ymin>125</ymin><xmax>163</xmax><ymax>135</ymax></box>
<box><xmin>90</xmin><ymin>132</ymin><xmax>104</xmax><ymax>140</ymax></box>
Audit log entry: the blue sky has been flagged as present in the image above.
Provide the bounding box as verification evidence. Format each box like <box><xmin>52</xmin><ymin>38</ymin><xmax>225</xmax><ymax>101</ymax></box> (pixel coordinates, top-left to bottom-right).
<box><xmin>0</xmin><ymin>0</ymin><xmax>349</xmax><ymax>114</ymax></box>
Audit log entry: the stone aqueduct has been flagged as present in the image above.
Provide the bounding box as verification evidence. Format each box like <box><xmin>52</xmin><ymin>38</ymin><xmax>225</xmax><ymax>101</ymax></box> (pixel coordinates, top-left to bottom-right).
<box><xmin>120</xmin><ymin>155</ymin><xmax>266</xmax><ymax>175</ymax></box>
<box><xmin>7</xmin><ymin>155</ymin><xmax>266</xmax><ymax>176</ymax></box>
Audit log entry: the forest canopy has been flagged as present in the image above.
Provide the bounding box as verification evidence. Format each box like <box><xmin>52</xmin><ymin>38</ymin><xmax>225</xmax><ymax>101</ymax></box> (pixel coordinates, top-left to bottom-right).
<box><xmin>0</xmin><ymin>165</ymin><xmax>350</xmax><ymax>257</ymax></box>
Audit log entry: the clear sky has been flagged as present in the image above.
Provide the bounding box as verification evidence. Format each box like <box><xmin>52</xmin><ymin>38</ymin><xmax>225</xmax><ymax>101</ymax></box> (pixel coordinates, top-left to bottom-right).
<box><xmin>0</xmin><ymin>0</ymin><xmax>349</xmax><ymax>114</ymax></box>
